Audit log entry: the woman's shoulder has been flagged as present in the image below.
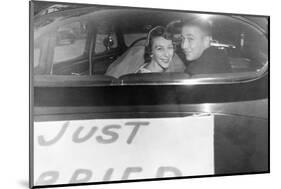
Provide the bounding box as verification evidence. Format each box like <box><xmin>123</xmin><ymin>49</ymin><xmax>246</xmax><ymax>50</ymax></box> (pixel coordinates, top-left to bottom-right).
<box><xmin>136</xmin><ymin>63</ymin><xmax>152</xmax><ymax>73</ymax></box>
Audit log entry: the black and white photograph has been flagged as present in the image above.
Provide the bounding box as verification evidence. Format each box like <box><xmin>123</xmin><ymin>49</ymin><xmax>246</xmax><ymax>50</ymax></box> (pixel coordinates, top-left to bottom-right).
<box><xmin>5</xmin><ymin>0</ymin><xmax>281</xmax><ymax>189</ymax></box>
<box><xmin>29</xmin><ymin>0</ymin><xmax>269</xmax><ymax>188</ymax></box>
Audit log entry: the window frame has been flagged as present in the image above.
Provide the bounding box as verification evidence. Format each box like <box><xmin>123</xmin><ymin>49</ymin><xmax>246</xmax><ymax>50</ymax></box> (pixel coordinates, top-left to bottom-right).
<box><xmin>33</xmin><ymin>7</ymin><xmax>269</xmax><ymax>86</ymax></box>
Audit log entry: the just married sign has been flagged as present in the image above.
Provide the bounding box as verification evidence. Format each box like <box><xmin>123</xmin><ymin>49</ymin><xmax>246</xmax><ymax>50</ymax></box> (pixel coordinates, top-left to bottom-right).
<box><xmin>33</xmin><ymin>116</ymin><xmax>214</xmax><ymax>186</ymax></box>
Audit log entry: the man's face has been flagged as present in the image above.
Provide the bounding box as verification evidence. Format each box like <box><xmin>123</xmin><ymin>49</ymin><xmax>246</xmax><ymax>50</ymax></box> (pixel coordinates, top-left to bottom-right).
<box><xmin>181</xmin><ymin>25</ymin><xmax>210</xmax><ymax>61</ymax></box>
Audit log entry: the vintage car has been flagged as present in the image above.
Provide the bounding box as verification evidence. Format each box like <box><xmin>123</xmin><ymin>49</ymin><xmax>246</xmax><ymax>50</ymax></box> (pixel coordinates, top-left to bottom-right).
<box><xmin>31</xmin><ymin>1</ymin><xmax>269</xmax><ymax>188</ymax></box>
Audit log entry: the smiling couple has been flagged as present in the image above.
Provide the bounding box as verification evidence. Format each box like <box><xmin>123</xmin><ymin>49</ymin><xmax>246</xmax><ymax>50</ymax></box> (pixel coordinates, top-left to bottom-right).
<box><xmin>106</xmin><ymin>18</ymin><xmax>231</xmax><ymax>78</ymax></box>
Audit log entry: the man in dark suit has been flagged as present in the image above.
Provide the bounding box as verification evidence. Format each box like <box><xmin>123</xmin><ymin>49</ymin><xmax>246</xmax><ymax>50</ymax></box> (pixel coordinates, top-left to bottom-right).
<box><xmin>180</xmin><ymin>19</ymin><xmax>231</xmax><ymax>75</ymax></box>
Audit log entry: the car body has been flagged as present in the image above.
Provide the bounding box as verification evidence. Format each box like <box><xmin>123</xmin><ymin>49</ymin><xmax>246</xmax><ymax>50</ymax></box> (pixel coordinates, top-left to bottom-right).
<box><xmin>31</xmin><ymin>1</ymin><xmax>269</xmax><ymax>187</ymax></box>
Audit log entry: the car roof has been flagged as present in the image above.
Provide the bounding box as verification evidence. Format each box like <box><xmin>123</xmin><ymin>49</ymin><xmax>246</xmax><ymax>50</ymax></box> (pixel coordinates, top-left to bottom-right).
<box><xmin>34</xmin><ymin>6</ymin><xmax>268</xmax><ymax>39</ymax></box>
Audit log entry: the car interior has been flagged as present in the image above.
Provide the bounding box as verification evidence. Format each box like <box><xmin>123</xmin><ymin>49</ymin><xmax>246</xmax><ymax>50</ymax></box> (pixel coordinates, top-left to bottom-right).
<box><xmin>33</xmin><ymin>9</ymin><xmax>268</xmax><ymax>86</ymax></box>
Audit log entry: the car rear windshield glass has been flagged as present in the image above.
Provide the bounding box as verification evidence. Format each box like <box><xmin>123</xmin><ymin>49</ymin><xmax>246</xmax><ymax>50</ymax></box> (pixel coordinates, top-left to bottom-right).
<box><xmin>33</xmin><ymin>6</ymin><xmax>268</xmax><ymax>85</ymax></box>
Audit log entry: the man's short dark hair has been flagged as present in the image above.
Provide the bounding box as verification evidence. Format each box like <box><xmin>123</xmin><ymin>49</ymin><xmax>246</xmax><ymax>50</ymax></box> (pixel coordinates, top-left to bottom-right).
<box><xmin>181</xmin><ymin>18</ymin><xmax>212</xmax><ymax>36</ymax></box>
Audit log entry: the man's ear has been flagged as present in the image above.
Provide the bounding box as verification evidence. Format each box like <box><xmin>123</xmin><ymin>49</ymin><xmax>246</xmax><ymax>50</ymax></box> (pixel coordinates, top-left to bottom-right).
<box><xmin>203</xmin><ymin>36</ymin><xmax>211</xmax><ymax>49</ymax></box>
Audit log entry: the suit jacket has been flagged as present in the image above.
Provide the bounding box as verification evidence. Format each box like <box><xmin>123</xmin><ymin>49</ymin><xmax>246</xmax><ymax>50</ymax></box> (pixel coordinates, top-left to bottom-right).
<box><xmin>185</xmin><ymin>47</ymin><xmax>231</xmax><ymax>75</ymax></box>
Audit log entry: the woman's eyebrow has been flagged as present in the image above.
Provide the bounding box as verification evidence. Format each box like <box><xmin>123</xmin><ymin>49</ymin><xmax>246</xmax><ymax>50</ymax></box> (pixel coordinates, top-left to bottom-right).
<box><xmin>154</xmin><ymin>45</ymin><xmax>164</xmax><ymax>48</ymax></box>
<box><xmin>154</xmin><ymin>44</ymin><xmax>174</xmax><ymax>48</ymax></box>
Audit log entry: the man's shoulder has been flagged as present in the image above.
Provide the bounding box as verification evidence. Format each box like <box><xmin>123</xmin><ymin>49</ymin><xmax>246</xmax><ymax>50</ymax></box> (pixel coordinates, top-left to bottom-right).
<box><xmin>186</xmin><ymin>47</ymin><xmax>231</xmax><ymax>74</ymax></box>
<box><xmin>203</xmin><ymin>47</ymin><xmax>227</xmax><ymax>60</ymax></box>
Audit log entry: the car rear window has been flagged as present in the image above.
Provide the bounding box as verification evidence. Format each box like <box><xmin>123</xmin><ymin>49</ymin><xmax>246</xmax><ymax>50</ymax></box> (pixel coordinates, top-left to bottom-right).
<box><xmin>33</xmin><ymin>8</ymin><xmax>268</xmax><ymax>85</ymax></box>
<box><xmin>53</xmin><ymin>21</ymin><xmax>87</xmax><ymax>63</ymax></box>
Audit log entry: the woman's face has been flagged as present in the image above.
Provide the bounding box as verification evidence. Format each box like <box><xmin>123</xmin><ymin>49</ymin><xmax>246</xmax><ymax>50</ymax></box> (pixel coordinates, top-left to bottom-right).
<box><xmin>151</xmin><ymin>36</ymin><xmax>174</xmax><ymax>69</ymax></box>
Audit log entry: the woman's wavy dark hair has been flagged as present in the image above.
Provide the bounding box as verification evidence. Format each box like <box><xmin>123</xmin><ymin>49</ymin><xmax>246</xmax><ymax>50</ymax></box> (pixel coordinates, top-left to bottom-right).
<box><xmin>144</xmin><ymin>26</ymin><xmax>174</xmax><ymax>63</ymax></box>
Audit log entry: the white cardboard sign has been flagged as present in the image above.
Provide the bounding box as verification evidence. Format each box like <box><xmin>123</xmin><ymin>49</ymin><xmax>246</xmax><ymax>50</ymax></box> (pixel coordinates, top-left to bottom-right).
<box><xmin>34</xmin><ymin>116</ymin><xmax>214</xmax><ymax>185</ymax></box>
